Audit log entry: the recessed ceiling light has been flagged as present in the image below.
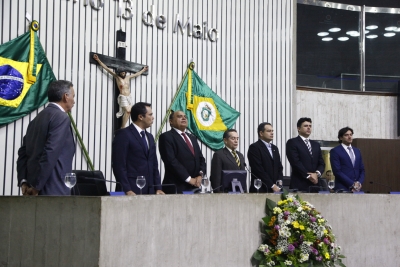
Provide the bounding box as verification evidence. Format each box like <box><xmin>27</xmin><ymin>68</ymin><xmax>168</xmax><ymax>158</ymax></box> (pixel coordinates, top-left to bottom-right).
<box><xmin>394</xmin><ymin>28</ymin><xmax>400</xmax><ymax>32</ymax></box>
<box><xmin>366</xmin><ymin>35</ymin><xmax>378</xmax><ymax>39</ymax></box>
<box><xmin>338</xmin><ymin>37</ymin><xmax>349</xmax><ymax>41</ymax></box>
<box><xmin>385</xmin><ymin>26</ymin><xmax>397</xmax><ymax>31</ymax></box>
<box><xmin>365</xmin><ymin>30</ymin><xmax>370</xmax><ymax>34</ymax></box>
<box><xmin>317</xmin><ymin>32</ymin><xmax>329</xmax><ymax>36</ymax></box>
<box><xmin>366</xmin><ymin>25</ymin><xmax>378</xmax><ymax>30</ymax></box>
<box><xmin>329</xmin><ymin>27</ymin><xmax>341</xmax><ymax>32</ymax></box>
<box><xmin>322</xmin><ymin>37</ymin><xmax>333</xmax><ymax>41</ymax></box>
<box><xmin>384</xmin><ymin>32</ymin><xmax>396</xmax><ymax>37</ymax></box>
<box><xmin>346</xmin><ymin>31</ymin><xmax>359</xmax><ymax>36</ymax></box>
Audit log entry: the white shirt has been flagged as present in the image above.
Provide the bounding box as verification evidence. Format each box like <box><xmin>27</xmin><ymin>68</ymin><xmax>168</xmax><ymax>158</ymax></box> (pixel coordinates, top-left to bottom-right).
<box><xmin>49</xmin><ymin>102</ymin><xmax>65</xmax><ymax>112</ymax></box>
<box><xmin>172</xmin><ymin>128</ymin><xmax>194</xmax><ymax>183</ymax></box>
<box><xmin>341</xmin><ymin>143</ymin><xmax>356</xmax><ymax>161</ymax></box>
<box><xmin>132</xmin><ymin>122</ymin><xmax>148</xmax><ymax>147</ymax></box>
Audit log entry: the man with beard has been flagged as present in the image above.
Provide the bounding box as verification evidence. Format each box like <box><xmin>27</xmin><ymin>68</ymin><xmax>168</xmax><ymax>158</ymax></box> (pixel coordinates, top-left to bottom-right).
<box><xmin>93</xmin><ymin>54</ymin><xmax>148</xmax><ymax>128</ymax></box>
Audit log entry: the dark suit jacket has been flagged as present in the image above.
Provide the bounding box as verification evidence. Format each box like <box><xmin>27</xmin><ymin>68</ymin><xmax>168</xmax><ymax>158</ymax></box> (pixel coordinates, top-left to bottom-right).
<box><xmin>210</xmin><ymin>147</ymin><xmax>245</xmax><ymax>192</ymax></box>
<box><xmin>112</xmin><ymin>124</ymin><xmax>161</xmax><ymax>194</ymax></box>
<box><xmin>247</xmin><ymin>140</ymin><xmax>283</xmax><ymax>193</ymax></box>
<box><xmin>158</xmin><ymin>129</ymin><xmax>206</xmax><ymax>194</ymax></box>
<box><xmin>17</xmin><ymin>103</ymin><xmax>75</xmax><ymax>195</ymax></box>
<box><xmin>286</xmin><ymin>136</ymin><xmax>325</xmax><ymax>192</ymax></box>
<box><xmin>330</xmin><ymin>145</ymin><xmax>365</xmax><ymax>190</ymax></box>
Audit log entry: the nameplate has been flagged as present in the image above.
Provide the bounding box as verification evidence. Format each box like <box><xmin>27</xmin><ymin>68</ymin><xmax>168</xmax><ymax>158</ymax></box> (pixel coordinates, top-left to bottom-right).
<box><xmin>109</xmin><ymin>192</ymin><xmax>125</xmax><ymax>196</ymax></box>
<box><xmin>228</xmin><ymin>192</ymin><xmax>241</xmax><ymax>194</ymax></box>
<box><xmin>353</xmin><ymin>191</ymin><xmax>365</xmax><ymax>194</ymax></box>
<box><xmin>390</xmin><ymin>192</ymin><xmax>400</xmax><ymax>194</ymax></box>
<box><xmin>274</xmin><ymin>191</ymin><xmax>283</xmax><ymax>194</ymax></box>
<box><xmin>182</xmin><ymin>191</ymin><xmax>194</xmax><ymax>195</ymax></box>
<box><xmin>318</xmin><ymin>191</ymin><xmax>330</xmax><ymax>194</ymax></box>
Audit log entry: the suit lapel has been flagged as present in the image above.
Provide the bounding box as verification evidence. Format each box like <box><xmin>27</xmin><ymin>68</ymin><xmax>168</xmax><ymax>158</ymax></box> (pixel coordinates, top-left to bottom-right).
<box><xmin>129</xmin><ymin>124</ymin><xmax>148</xmax><ymax>157</ymax></box>
<box><xmin>297</xmin><ymin>136</ymin><xmax>312</xmax><ymax>159</ymax></box>
<box><xmin>171</xmin><ymin>129</ymin><xmax>194</xmax><ymax>156</ymax></box>
<box><xmin>339</xmin><ymin>145</ymin><xmax>354</xmax><ymax>167</ymax></box>
<box><xmin>258</xmin><ymin>140</ymin><xmax>273</xmax><ymax>160</ymax></box>
<box><xmin>223</xmin><ymin>147</ymin><xmax>238</xmax><ymax>167</ymax></box>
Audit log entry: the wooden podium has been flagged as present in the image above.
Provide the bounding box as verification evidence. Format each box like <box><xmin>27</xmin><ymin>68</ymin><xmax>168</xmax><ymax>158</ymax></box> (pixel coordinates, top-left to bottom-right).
<box><xmin>352</xmin><ymin>138</ymin><xmax>400</xmax><ymax>193</ymax></box>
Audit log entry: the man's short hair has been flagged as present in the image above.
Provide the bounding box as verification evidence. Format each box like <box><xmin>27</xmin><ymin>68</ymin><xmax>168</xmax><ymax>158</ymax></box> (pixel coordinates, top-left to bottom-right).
<box><xmin>131</xmin><ymin>102</ymin><xmax>151</xmax><ymax>122</ymax></box>
<box><xmin>257</xmin><ymin>122</ymin><xmax>271</xmax><ymax>137</ymax></box>
<box><xmin>169</xmin><ymin>110</ymin><xmax>175</xmax><ymax>121</ymax></box>
<box><xmin>223</xmin><ymin>129</ymin><xmax>237</xmax><ymax>139</ymax></box>
<box><xmin>48</xmin><ymin>80</ymin><xmax>73</xmax><ymax>102</ymax></box>
<box><xmin>337</xmin><ymin>126</ymin><xmax>354</xmax><ymax>143</ymax></box>
<box><xmin>296</xmin><ymin>117</ymin><xmax>312</xmax><ymax>128</ymax></box>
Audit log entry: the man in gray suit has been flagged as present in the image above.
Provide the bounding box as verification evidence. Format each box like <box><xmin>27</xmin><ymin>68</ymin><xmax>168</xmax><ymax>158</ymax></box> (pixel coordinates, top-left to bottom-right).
<box><xmin>210</xmin><ymin>129</ymin><xmax>245</xmax><ymax>192</ymax></box>
<box><xmin>17</xmin><ymin>80</ymin><xmax>76</xmax><ymax>196</ymax></box>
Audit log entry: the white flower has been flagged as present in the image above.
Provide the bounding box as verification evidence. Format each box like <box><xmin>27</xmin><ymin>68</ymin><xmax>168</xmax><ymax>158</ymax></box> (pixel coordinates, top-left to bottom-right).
<box><xmin>297</xmin><ymin>207</ymin><xmax>303</xmax><ymax>212</ymax></box>
<box><xmin>284</xmin><ymin>260</ymin><xmax>293</xmax><ymax>265</ymax></box>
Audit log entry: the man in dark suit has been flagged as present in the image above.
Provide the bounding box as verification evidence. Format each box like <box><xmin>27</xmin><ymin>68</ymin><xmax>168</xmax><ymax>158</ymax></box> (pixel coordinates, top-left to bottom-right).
<box><xmin>330</xmin><ymin>127</ymin><xmax>365</xmax><ymax>192</ymax></box>
<box><xmin>248</xmin><ymin>123</ymin><xmax>283</xmax><ymax>193</ymax></box>
<box><xmin>210</xmin><ymin>129</ymin><xmax>245</xmax><ymax>192</ymax></box>
<box><xmin>158</xmin><ymin>110</ymin><xmax>206</xmax><ymax>194</ymax></box>
<box><xmin>17</xmin><ymin>80</ymin><xmax>76</xmax><ymax>196</ymax></box>
<box><xmin>286</xmin><ymin>117</ymin><xmax>325</xmax><ymax>192</ymax></box>
<box><xmin>112</xmin><ymin>102</ymin><xmax>164</xmax><ymax>195</ymax></box>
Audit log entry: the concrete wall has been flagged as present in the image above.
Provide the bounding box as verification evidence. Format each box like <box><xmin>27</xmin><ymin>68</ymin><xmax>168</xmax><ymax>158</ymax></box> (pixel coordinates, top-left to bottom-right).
<box><xmin>1</xmin><ymin>194</ymin><xmax>400</xmax><ymax>267</ymax></box>
<box><xmin>295</xmin><ymin>89</ymin><xmax>398</xmax><ymax>141</ymax></box>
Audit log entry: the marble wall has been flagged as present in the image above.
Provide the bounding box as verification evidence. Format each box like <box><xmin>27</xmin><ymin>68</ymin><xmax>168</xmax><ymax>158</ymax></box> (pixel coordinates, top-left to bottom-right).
<box><xmin>295</xmin><ymin>89</ymin><xmax>398</xmax><ymax>141</ymax></box>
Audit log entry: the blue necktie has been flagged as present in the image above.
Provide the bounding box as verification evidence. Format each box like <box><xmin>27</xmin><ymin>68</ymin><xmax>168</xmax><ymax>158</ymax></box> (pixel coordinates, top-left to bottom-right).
<box><xmin>140</xmin><ymin>131</ymin><xmax>148</xmax><ymax>151</ymax></box>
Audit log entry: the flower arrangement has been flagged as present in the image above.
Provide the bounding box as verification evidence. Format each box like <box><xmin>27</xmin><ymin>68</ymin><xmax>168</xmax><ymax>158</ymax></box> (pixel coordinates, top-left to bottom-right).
<box><xmin>252</xmin><ymin>192</ymin><xmax>346</xmax><ymax>267</ymax></box>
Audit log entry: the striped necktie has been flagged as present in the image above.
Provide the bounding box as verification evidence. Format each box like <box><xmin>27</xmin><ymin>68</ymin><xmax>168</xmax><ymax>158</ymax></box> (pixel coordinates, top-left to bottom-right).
<box><xmin>304</xmin><ymin>139</ymin><xmax>312</xmax><ymax>155</ymax></box>
<box><xmin>348</xmin><ymin>147</ymin><xmax>355</xmax><ymax>166</ymax></box>
<box><xmin>232</xmin><ymin>150</ymin><xmax>240</xmax><ymax>167</ymax></box>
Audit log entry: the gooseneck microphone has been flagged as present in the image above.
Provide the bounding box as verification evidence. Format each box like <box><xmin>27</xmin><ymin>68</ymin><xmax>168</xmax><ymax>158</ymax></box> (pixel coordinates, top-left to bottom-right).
<box><xmin>243</xmin><ymin>163</ymin><xmax>271</xmax><ymax>192</ymax></box>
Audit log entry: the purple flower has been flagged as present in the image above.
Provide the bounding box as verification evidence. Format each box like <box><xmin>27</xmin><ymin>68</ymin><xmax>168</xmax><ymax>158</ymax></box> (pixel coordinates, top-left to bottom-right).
<box><xmin>284</xmin><ymin>211</ymin><xmax>290</xmax><ymax>216</ymax></box>
<box><xmin>288</xmin><ymin>244</ymin><xmax>295</xmax><ymax>252</ymax></box>
<box><xmin>264</xmin><ymin>248</ymin><xmax>269</xmax><ymax>253</ymax></box>
<box><xmin>293</xmin><ymin>242</ymin><xmax>299</xmax><ymax>248</ymax></box>
<box><xmin>300</xmin><ymin>235</ymin><xmax>304</xmax><ymax>241</ymax></box>
<box><xmin>316</xmin><ymin>256</ymin><xmax>323</xmax><ymax>261</ymax></box>
<box><xmin>311</xmin><ymin>247</ymin><xmax>318</xmax><ymax>255</ymax></box>
<box><xmin>323</xmin><ymin>238</ymin><xmax>330</xmax><ymax>245</ymax></box>
<box><xmin>274</xmin><ymin>225</ymin><xmax>280</xmax><ymax>230</ymax></box>
<box><xmin>310</xmin><ymin>217</ymin><xmax>316</xmax><ymax>223</ymax></box>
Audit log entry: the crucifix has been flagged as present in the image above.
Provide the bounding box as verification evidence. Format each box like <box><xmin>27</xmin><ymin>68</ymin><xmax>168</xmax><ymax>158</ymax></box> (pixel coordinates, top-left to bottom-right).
<box><xmin>89</xmin><ymin>30</ymin><xmax>148</xmax><ymax>131</ymax></box>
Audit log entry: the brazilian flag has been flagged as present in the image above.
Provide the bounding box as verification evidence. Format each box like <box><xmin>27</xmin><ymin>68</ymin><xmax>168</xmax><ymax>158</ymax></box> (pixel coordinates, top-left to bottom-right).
<box><xmin>171</xmin><ymin>64</ymin><xmax>240</xmax><ymax>150</ymax></box>
<box><xmin>0</xmin><ymin>22</ymin><xmax>56</xmax><ymax>127</ymax></box>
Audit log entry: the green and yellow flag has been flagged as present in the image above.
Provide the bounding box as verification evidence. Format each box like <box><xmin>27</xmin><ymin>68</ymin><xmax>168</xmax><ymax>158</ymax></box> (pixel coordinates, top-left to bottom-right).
<box><xmin>0</xmin><ymin>22</ymin><xmax>56</xmax><ymax>127</ymax></box>
<box><xmin>171</xmin><ymin>65</ymin><xmax>240</xmax><ymax>150</ymax></box>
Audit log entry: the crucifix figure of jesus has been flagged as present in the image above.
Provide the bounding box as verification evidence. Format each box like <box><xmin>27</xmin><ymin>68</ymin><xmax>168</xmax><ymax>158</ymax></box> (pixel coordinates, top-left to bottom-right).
<box><xmin>93</xmin><ymin>54</ymin><xmax>148</xmax><ymax>128</ymax></box>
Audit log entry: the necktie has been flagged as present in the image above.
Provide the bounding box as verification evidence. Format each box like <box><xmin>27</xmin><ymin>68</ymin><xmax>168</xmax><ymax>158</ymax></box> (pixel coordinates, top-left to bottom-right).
<box><xmin>232</xmin><ymin>150</ymin><xmax>240</xmax><ymax>167</ymax></box>
<box><xmin>181</xmin><ymin>133</ymin><xmax>195</xmax><ymax>155</ymax></box>
<box><xmin>267</xmin><ymin>143</ymin><xmax>273</xmax><ymax>158</ymax></box>
<box><xmin>304</xmin><ymin>139</ymin><xmax>312</xmax><ymax>156</ymax></box>
<box><xmin>348</xmin><ymin>147</ymin><xmax>355</xmax><ymax>166</ymax></box>
<box><xmin>140</xmin><ymin>131</ymin><xmax>148</xmax><ymax>151</ymax></box>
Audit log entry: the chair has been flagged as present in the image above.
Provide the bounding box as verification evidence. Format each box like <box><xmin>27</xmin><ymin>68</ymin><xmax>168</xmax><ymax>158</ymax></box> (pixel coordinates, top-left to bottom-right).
<box><xmin>71</xmin><ymin>170</ymin><xmax>110</xmax><ymax>196</ymax></box>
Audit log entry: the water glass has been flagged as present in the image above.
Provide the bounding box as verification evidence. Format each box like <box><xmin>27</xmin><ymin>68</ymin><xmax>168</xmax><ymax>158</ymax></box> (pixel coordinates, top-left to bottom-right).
<box><xmin>254</xmin><ymin>179</ymin><xmax>262</xmax><ymax>194</ymax></box>
<box><xmin>136</xmin><ymin>176</ymin><xmax>146</xmax><ymax>195</ymax></box>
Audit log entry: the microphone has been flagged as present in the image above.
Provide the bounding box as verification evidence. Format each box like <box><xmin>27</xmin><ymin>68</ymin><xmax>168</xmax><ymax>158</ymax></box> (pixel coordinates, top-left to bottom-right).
<box><xmin>243</xmin><ymin>163</ymin><xmax>272</xmax><ymax>192</ymax></box>
<box><xmin>209</xmin><ymin>184</ymin><xmax>224</xmax><ymax>193</ymax></box>
<box><xmin>370</xmin><ymin>181</ymin><xmax>391</xmax><ymax>193</ymax></box>
<box><xmin>150</xmin><ymin>184</ymin><xmax>178</xmax><ymax>194</ymax></box>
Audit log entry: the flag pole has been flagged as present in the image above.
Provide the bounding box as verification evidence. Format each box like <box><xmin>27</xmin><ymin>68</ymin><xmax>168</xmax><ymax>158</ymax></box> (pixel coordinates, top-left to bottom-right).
<box><xmin>68</xmin><ymin>112</ymin><xmax>95</xmax><ymax>171</ymax></box>
<box><xmin>155</xmin><ymin>62</ymin><xmax>195</xmax><ymax>142</ymax></box>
